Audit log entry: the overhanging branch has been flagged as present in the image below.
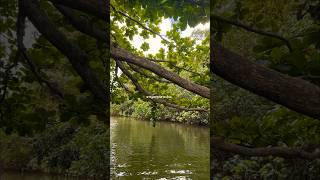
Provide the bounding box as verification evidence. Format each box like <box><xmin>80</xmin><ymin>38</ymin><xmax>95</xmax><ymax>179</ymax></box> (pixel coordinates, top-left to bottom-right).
<box><xmin>212</xmin><ymin>40</ymin><xmax>320</xmax><ymax>119</ymax></box>
<box><xmin>54</xmin><ymin>4</ymin><xmax>108</xmax><ymax>44</ymax></box>
<box><xmin>22</xmin><ymin>0</ymin><xmax>107</xmax><ymax>102</ymax></box>
<box><xmin>212</xmin><ymin>137</ymin><xmax>320</xmax><ymax>160</ymax></box>
<box><xmin>17</xmin><ymin>4</ymin><xmax>63</xmax><ymax>99</ymax></box>
<box><xmin>112</xmin><ymin>45</ymin><xmax>210</xmax><ymax>98</ymax></box>
<box><xmin>117</xmin><ymin>60</ymin><xmax>208</xmax><ymax>112</ymax></box>
<box><xmin>148</xmin><ymin>58</ymin><xmax>203</xmax><ymax>77</ymax></box>
<box><xmin>127</xmin><ymin>63</ymin><xmax>170</xmax><ymax>83</ymax></box>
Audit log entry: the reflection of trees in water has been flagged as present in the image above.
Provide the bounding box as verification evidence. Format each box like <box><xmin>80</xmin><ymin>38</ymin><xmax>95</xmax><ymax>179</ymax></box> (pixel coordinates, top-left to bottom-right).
<box><xmin>148</xmin><ymin>134</ymin><xmax>156</xmax><ymax>158</ymax></box>
<box><xmin>111</xmin><ymin>117</ymin><xmax>209</xmax><ymax>178</ymax></box>
<box><xmin>164</xmin><ymin>122</ymin><xmax>209</xmax><ymax>152</ymax></box>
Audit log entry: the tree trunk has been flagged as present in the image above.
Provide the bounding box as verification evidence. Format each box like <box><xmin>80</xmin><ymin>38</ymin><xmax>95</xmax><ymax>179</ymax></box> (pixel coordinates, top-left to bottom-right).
<box><xmin>211</xmin><ymin>41</ymin><xmax>320</xmax><ymax>119</ymax></box>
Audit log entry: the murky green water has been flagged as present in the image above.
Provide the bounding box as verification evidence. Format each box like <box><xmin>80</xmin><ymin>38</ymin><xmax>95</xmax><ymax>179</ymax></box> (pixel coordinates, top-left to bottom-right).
<box><xmin>111</xmin><ymin>116</ymin><xmax>210</xmax><ymax>179</ymax></box>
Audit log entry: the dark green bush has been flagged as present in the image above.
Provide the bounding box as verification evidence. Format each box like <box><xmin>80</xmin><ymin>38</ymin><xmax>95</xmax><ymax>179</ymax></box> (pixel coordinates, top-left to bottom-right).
<box><xmin>0</xmin><ymin>119</ymin><xmax>109</xmax><ymax>178</ymax></box>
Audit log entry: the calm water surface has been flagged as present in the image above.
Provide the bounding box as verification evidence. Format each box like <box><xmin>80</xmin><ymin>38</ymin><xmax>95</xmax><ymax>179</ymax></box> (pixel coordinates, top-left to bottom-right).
<box><xmin>111</xmin><ymin>116</ymin><xmax>210</xmax><ymax>179</ymax></box>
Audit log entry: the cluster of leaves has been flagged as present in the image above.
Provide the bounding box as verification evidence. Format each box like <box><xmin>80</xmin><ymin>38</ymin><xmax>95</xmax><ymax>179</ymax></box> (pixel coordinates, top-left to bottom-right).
<box><xmin>112</xmin><ymin>99</ymin><xmax>209</xmax><ymax>125</ymax></box>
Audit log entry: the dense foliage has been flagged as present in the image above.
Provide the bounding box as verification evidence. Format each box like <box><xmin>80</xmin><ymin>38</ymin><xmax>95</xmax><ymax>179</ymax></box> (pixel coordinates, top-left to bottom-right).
<box><xmin>212</xmin><ymin>0</ymin><xmax>320</xmax><ymax>178</ymax></box>
<box><xmin>110</xmin><ymin>0</ymin><xmax>210</xmax><ymax>123</ymax></box>
<box><xmin>0</xmin><ymin>119</ymin><xmax>109</xmax><ymax>178</ymax></box>
<box><xmin>112</xmin><ymin>100</ymin><xmax>209</xmax><ymax>125</ymax></box>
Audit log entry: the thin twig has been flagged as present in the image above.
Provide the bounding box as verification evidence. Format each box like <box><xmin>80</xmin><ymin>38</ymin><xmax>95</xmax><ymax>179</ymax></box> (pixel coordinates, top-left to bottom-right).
<box><xmin>212</xmin><ymin>14</ymin><xmax>293</xmax><ymax>52</ymax></box>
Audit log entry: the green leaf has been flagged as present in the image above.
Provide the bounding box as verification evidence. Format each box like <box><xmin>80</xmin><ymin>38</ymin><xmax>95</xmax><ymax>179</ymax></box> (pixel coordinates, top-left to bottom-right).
<box><xmin>140</xmin><ymin>42</ymin><xmax>150</xmax><ymax>51</ymax></box>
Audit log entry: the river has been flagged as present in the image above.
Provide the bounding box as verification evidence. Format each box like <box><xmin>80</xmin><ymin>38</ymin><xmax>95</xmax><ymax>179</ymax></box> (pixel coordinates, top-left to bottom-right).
<box><xmin>111</xmin><ymin>116</ymin><xmax>210</xmax><ymax>179</ymax></box>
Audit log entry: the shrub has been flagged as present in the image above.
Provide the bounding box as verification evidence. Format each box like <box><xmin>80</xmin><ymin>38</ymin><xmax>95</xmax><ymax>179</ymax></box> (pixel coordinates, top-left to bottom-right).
<box><xmin>0</xmin><ymin>130</ymin><xmax>33</xmax><ymax>170</ymax></box>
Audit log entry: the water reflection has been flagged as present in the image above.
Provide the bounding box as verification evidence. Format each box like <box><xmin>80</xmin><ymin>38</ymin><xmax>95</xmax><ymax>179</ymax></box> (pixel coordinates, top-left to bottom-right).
<box><xmin>110</xmin><ymin>116</ymin><xmax>209</xmax><ymax>179</ymax></box>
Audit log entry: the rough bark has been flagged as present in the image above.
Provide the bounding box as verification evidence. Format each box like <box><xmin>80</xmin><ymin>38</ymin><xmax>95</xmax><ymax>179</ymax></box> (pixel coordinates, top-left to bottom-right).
<box><xmin>127</xmin><ymin>63</ymin><xmax>171</xmax><ymax>83</ymax></box>
<box><xmin>22</xmin><ymin>0</ymin><xmax>107</xmax><ymax>103</ymax></box>
<box><xmin>212</xmin><ymin>41</ymin><xmax>320</xmax><ymax>119</ymax></box>
<box><xmin>54</xmin><ymin>4</ymin><xmax>108</xmax><ymax>45</ymax></box>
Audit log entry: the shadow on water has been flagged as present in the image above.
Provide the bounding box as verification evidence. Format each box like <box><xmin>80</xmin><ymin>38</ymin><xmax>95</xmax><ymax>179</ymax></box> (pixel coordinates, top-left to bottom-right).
<box><xmin>111</xmin><ymin>116</ymin><xmax>210</xmax><ymax>179</ymax></box>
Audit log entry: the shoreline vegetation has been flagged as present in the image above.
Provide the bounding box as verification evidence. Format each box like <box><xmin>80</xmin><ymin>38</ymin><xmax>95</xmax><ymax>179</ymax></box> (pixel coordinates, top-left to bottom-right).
<box><xmin>111</xmin><ymin>114</ymin><xmax>209</xmax><ymax>128</ymax></box>
<box><xmin>111</xmin><ymin>101</ymin><xmax>209</xmax><ymax>126</ymax></box>
<box><xmin>0</xmin><ymin>119</ymin><xmax>109</xmax><ymax>179</ymax></box>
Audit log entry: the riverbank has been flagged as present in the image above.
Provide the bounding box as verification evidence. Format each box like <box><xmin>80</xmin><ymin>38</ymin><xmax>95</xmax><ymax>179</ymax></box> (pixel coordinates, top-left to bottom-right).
<box><xmin>0</xmin><ymin>119</ymin><xmax>109</xmax><ymax>179</ymax></box>
<box><xmin>111</xmin><ymin>114</ymin><xmax>209</xmax><ymax>127</ymax></box>
<box><xmin>111</xmin><ymin>100</ymin><xmax>209</xmax><ymax>126</ymax></box>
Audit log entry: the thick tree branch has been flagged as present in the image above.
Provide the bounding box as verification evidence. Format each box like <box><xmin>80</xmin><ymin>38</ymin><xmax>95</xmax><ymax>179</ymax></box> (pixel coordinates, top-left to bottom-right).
<box><xmin>212</xmin><ymin>15</ymin><xmax>293</xmax><ymax>52</ymax></box>
<box><xmin>22</xmin><ymin>0</ymin><xmax>107</xmax><ymax>102</ymax></box>
<box><xmin>212</xmin><ymin>41</ymin><xmax>320</xmax><ymax>119</ymax></box>
<box><xmin>49</xmin><ymin>0</ymin><xmax>107</xmax><ymax>20</ymax></box>
<box><xmin>127</xmin><ymin>63</ymin><xmax>170</xmax><ymax>83</ymax></box>
<box><xmin>111</xmin><ymin>45</ymin><xmax>210</xmax><ymax>98</ymax></box>
<box><xmin>148</xmin><ymin>58</ymin><xmax>203</xmax><ymax>76</ymax></box>
<box><xmin>212</xmin><ymin>137</ymin><xmax>320</xmax><ymax>160</ymax></box>
<box><xmin>117</xmin><ymin>60</ymin><xmax>208</xmax><ymax>112</ymax></box>
<box><xmin>54</xmin><ymin>4</ymin><xmax>108</xmax><ymax>45</ymax></box>
<box><xmin>17</xmin><ymin>5</ymin><xmax>63</xmax><ymax>99</ymax></box>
